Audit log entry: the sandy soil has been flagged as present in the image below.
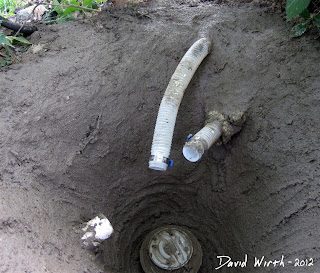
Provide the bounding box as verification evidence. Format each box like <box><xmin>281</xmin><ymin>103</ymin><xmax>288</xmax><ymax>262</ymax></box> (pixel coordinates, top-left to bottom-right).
<box><xmin>0</xmin><ymin>0</ymin><xmax>320</xmax><ymax>272</ymax></box>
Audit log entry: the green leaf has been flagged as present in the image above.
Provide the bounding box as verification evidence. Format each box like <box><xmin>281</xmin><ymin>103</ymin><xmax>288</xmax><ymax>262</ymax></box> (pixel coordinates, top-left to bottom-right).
<box><xmin>0</xmin><ymin>33</ymin><xmax>14</xmax><ymax>47</ymax></box>
<box><xmin>63</xmin><ymin>0</ymin><xmax>81</xmax><ymax>15</ymax></box>
<box><xmin>83</xmin><ymin>0</ymin><xmax>100</xmax><ymax>9</ymax></box>
<box><xmin>91</xmin><ymin>2</ymin><xmax>99</xmax><ymax>9</ymax></box>
<box><xmin>83</xmin><ymin>0</ymin><xmax>92</xmax><ymax>7</ymax></box>
<box><xmin>6</xmin><ymin>11</ymin><xmax>15</xmax><ymax>16</ymax></box>
<box><xmin>291</xmin><ymin>21</ymin><xmax>310</xmax><ymax>37</ymax></box>
<box><xmin>7</xmin><ymin>36</ymin><xmax>32</xmax><ymax>45</ymax></box>
<box><xmin>71</xmin><ymin>0</ymin><xmax>81</xmax><ymax>6</ymax></box>
<box><xmin>299</xmin><ymin>8</ymin><xmax>310</xmax><ymax>19</ymax></box>
<box><xmin>286</xmin><ymin>0</ymin><xmax>311</xmax><ymax>21</ymax></box>
<box><xmin>63</xmin><ymin>6</ymin><xmax>78</xmax><ymax>15</ymax></box>
<box><xmin>1</xmin><ymin>45</ymin><xmax>13</xmax><ymax>66</ymax></box>
<box><xmin>53</xmin><ymin>0</ymin><xmax>64</xmax><ymax>15</ymax></box>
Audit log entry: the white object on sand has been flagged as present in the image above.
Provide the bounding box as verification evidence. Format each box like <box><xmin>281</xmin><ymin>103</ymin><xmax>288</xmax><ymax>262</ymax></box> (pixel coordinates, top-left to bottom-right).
<box><xmin>81</xmin><ymin>215</ymin><xmax>113</xmax><ymax>248</ymax></box>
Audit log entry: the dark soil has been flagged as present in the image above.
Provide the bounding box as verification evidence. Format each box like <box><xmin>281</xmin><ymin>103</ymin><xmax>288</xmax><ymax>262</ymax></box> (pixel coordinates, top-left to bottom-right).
<box><xmin>0</xmin><ymin>0</ymin><xmax>319</xmax><ymax>272</ymax></box>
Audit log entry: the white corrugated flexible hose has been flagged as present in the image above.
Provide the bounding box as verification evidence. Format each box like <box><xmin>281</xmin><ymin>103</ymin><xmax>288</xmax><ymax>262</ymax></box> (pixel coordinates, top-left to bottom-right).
<box><xmin>149</xmin><ymin>38</ymin><xmax>211</xmax><ymax>171</ymax></box>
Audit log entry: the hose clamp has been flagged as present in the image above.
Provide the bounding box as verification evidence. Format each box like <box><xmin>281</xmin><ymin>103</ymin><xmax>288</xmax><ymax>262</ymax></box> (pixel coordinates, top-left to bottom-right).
<box><xmin>186</xmin><ymin>134</ymin><xmax>193</xmax><ymax>142</ymax></box>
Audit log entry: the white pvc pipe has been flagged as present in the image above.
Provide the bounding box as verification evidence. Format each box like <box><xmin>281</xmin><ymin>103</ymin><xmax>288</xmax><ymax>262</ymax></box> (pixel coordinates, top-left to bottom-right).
<box><xmin>149</xmin><ymin>38</ymin><xmax>211</xmax><ymax>171</ymax></box>
<box><xmin>183</xmin><ymin>121</ymin><xmax>222</xmax><ymax>162</ymax></box>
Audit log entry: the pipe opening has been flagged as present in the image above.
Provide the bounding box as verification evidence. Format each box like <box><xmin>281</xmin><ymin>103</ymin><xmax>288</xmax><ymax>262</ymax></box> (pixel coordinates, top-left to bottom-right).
<box><xmin>183</xmin><ymin>146</ymin><xmax>201</xmax><ymax>162</ymax></box>
<box><xmin>149</xmin><ymin>160</ymin><xmax>168</xmax><ymax>171</ymax></box>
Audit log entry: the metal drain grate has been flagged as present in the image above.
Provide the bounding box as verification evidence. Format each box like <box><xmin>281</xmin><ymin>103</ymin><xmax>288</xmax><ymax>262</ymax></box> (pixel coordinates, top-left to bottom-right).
<box><xmin>140</xmin><ymin>225</ymin><xmax>203</xmax><ymax>273</ymax></box>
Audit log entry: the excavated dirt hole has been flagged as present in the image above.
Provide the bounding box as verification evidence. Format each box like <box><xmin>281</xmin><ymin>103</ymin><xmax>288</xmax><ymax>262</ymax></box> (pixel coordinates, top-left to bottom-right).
<box><xmin>68</xmin><ymin>154</ymin><xmax>247</xmax><ymax>273</ymax></box>
<box><xmin>1</xmin><ymin>1</ymin><xmax>320</xmax><ymax>272</ymax></box>
<box><xmin>100</xmin><ymin>179</ymin><xmax>239</xmax><ymax>272</ymax></box>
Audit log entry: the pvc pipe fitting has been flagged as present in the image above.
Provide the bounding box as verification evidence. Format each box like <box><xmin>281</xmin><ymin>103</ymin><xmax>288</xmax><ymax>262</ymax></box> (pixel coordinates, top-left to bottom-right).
<box><xmin>149</xmin><ymin>38</ymin><xmax>211</xmax><ymax>171</ymax></box>
<box><xmin>183</xmin><ymin>121</ymin><xmax>222</xmax><ymax>162</ymax></box>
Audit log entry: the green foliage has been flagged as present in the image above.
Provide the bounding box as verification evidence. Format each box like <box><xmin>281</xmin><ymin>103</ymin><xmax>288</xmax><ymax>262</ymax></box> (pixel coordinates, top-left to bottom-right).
<box><xmin>299</xmin><ymin>8</ymin><xmax>311</xmax><ymax>19</ymax></box>
<box><xmin>49</xmin><ymin>0</ymin><xmax>104</xmax><ymax>23</ymax></box>
<box><xmin>6</xmin><ymin>36</ymin><xmax>32</xmax><ymax>45</ymax></box>
<box><xmin>0</xmin><ymin>0</ymin><xmax>24</xmax><ymax>17</ymax></box>
<box><xmin>286</xmin><ymin>0</ymin><xmax>320</xmax><ymax>37</ymax></box>
<box><xmin>0</xmin><ymin>32</ymin><xmax>14</xmax><ymax>47</ymax></box>
<box><xmin>0</xmin><ymin>29</ymin><xmax>31</xmax><ymax>66</ymax></box>
<box><xmin>63</xmin><ymin>0</ymin><xmax>81</xmax><ymax>16</ymax></box>
<box><xmin>52</xmin><ymin>0</ymin><xmax>64</xmax><ymax>16</ymax></box>
<box><xmin>291</xmin><ymin>21</ymin><xmax>310</xmax><ymax>36</ymax></box>
<box><xmin>0</xmin><ymin>30</ymin><xmax>31</xmax><ymax>47</ymax></box>
<box><xmin>1</xmin><ymin>45</ymin><xmax>14</xmax><ymax>66</ymax></box>
<box><xmin>286</xmin><ymin>0</ymin><xmax>311</xmax><ymax>21</ymax></box>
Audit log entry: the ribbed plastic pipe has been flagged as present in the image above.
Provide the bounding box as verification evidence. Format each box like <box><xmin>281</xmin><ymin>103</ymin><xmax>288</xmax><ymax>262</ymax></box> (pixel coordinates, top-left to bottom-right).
<box><xmin>149</xmin><ymin>38</ymin><xmax>211</xmax><ymax>171</ymax></box>
<box><xmin>183</xmin><ymin>121</ymin><xmax>222</xmax><ymax>162</ymax></box>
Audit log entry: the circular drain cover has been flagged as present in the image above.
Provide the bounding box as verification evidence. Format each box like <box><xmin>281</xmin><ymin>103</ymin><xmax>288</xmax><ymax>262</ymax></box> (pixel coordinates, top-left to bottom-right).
<box><xmin>140</xmin><ymin>225</ymin><xmax>202</xmax><ymax>273</ymax></box>
<box><xmin>148</xmin><ymin>227</ymin><xmax>193</xmax><ymax>270</ymax></box>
